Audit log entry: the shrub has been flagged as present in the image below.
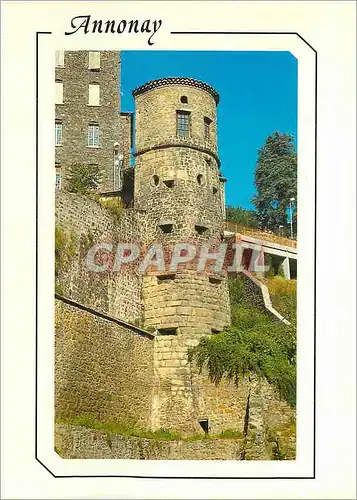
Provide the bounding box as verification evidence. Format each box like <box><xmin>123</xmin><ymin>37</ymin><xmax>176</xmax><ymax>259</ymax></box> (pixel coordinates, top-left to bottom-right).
<box><xmin>189</xmin><ymin>276</ymin><xmax>297</xmax><ymax>406</ymax></box>
<box><xmin>97</xmin><ymin>197</ymin><xmax>123</xmax><ymax>222</ymax></box>
<box><xmin>66</xmin><ymin>163</ymin><xmax>102</xmax><ymax>195</ymax></box>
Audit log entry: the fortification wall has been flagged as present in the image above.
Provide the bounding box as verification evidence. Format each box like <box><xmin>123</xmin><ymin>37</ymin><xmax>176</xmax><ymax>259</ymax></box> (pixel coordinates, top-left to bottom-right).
<box><xmin>134</xmin><ymin>147</ymin><xmax>223</xmax><ymax>242</ymax></box>
<box><xmin>55</xmin><ymin>300</ymin><xmax>154</xmax><ymax>427</ymax></box>
<box><xmin>143</xmin><ymin>270</ymin><xmax>230</xmax><ymax>335</ymax></box>
<box><xmin>55</xmin><ymin>424</ymin><xmax>244</xmax><ymax>460</ymax></box>
<box><xmin>55</xmin><ymin>190</ymin><xmax>146</xmax><ymax>324</ymax></box>
<box><xmin>151</xmin><ymin>335</ymin><xmax>295</xmax><ymax>444</ymax></box>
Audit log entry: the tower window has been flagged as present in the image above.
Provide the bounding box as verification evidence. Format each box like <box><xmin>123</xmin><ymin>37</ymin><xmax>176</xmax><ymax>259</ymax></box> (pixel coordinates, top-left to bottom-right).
<box><xmin>212</xmin><ymin>186</ymin><xmax>218</xmax><ymax>194</ymax></box>
<box><xmin>195</xmin><ymin>224</ymin><xmax>209</xmax><ymax>235</ymax></box>
<box><xmin>88</xmin><ymin>83</ymin><xmax>100</xmax><ymax>106</ymax></box>
<box><xmin>176</xmin><ymin>111</ymin><xmax>190</xmax><ymax>138</ymax></box>
<box><xmin>151</xmin><ymin>175</ymin><xmax>160</xmax><ymax>187</ymax></box>
<box><xmin>180</xmin><ymin>96</ymin><xmax>188</xmax><ymax>104</ymax></box>
<box><xmin>163</xmin><ymin>179</ymin><xmax>175</xmax><ymax>188</ymax></box>
<box><xmin>88</xmin><ymin>51</ymin><xmax>100</xmax><ymax>70</ymax></box>
<box><xmin>157</xmin><ymin>327</ymin><xmax>178</xmax><ymax>336</ymax></box>
<box><xmin>55</xmin><ymin>121</ymin><xmax>63</xmax><ymax>145</ymax></box>
<box><xmin>159</xmin><ymin>223</ymin><xmax>173</xmax><ymax>234</ymax></box>
<box><xmin>204</xmin><ymin>117</ymin><xmax>212</xmax><ymax>141</ymax></box>
<box><xmin>55</xmin><ymin>50</ymin><xmax>64</xmax><ymax>67</ymax></box>
<box><xmin>197</xmin><ymin>174</ymin><xmax>205</xmax><ymax>186</ymax></box>
<box><xmin>55</xmin><ymin>80</ymin><xmax>63</xmax><ymax>104</ymax></box>
<box><xmin>209</xmin><ymin>276</ymin><xmax>222</xmax><ymax>284</ymax></box>
<box><xmin>88</xmin><ymin>123</ymin><xmax>100</xmax><ymax>147</ymax></box>
<box><xmin>157</xmin><ymin>274</ymin><xmax>176</xmax><ymax>283</ymax></box>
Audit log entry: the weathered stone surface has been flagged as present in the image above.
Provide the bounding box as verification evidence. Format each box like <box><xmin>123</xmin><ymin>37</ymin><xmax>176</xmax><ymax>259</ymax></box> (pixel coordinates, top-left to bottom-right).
<box><xmin>54</xmin><ymin>74</ymin><xmax>296</xmax><ymax>459</ymax></box>
<box><xmin>55</xmin><ymin>424</ymin><xmax>243</xmax><ymax>460</ymax></box>
<box><xmin>55</xmin><ymin>51</ymin><xmax>129</xmax><ymax>192</ymax></box>
<box><xmin>55</xmin><ymin>300</ymin><xmax>154</xmax><ymax>428</ymax></box>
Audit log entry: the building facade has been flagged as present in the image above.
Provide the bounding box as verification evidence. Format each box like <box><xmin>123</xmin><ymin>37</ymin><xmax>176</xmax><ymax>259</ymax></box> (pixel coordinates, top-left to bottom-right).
<box><xmin>55</xmin><ymin>50</ymin><xmax>131</xmax><ymax>192</ymax></box>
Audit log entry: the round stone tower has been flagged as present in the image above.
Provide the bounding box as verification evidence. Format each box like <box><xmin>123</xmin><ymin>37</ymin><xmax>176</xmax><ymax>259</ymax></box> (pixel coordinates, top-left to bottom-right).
<box><xmin>132</xmin><ymin>77</ymin><xmax>230</xmax><ymax>337</ymax></box>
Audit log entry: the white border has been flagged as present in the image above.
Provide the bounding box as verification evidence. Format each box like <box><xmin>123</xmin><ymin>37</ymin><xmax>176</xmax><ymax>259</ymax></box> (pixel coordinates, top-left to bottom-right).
<box><xmin>37</xmin><ymin>34</ymin><xmax>314</xmax><ymax>479</ymax></box>
<box><xmin>2</xmin><ymin>1</ymin><xmax>356</xmax><ymax>499</ymax></box>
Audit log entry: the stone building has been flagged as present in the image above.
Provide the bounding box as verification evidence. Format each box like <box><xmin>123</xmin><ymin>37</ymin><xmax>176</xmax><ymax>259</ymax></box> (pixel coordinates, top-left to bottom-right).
<box><xmin>54</xmin><ymin>50</ymin><xmax>132</xmax><ymax>192</ymax></box>
<box><xmin>54</xmin><ymin>73</ymin><xmax>296</xmax><ymax>454</ymax></box>
<box><xmin>131</xmin><ymin>78</ymin><xmax>232</xmax><ymax>434</ymax></box>
<box><xmin>133</xmin><ymin>77</ymin><xmax>231</xmax><ymax>336</ymax></box>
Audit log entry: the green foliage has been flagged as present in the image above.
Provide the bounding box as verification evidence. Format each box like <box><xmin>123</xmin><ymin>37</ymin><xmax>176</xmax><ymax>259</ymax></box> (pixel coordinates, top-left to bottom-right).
<box><xmin>252</xmin><ymin>132</ymin><xmax>297</xmax><ymax>232</ymax></box>
<box><xmin>57</xmin><ymin>414</ymin><xmax>244</xmax><ymax>441</ymax></box>
<box><xmin>97</xmin><ymin>197</ymin><xmax>124</xmax><ymax>222</ymax></box>
<box><xmin>217</xmin><ymin>429</ymin><xmax>243</xmax><ymax>439</ymax></box>
<box><xmin>225</xmin><ymin>206</ymin><xmax>259</xmax><ymax>229</ymax></box>
<box><xmin>266</xmin><ymin>276</ymin><xmax>297</xmax><ymax>325</ymax></box>
<box><xmin>66</xmin><ymin>163</ymin><xmax>102</xmax><ymax>195</ymax></box>
<box><xmin>189</xmin><ymin>276</ymin><xmax>297</xmax><ymax>406</ymax></box>
<box><xmin>55</xmin><ymin>225</ymin><xmax>77</xmax><ymax>278</ymax></box>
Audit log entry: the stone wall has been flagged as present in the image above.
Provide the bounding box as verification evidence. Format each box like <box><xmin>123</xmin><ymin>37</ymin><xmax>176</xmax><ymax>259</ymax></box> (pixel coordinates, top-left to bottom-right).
<box><xmin>134</xmin><ymin>147</ymin><xmax>223</xmax><ymax>242</ymax></box>
<box><xmin>55</xmin><ymin>300</ymin><xmax>154</xmax><ymax>427</ymax></box>
<box><xmin>151</xmin><ymin>335</ymin><xmax>295</xmax><ymax>447</ymax></box>
<box><xmin>55</xmin><ymin>190</ymin><xmax>146</xmax><ymax>324</ymax></box>
<box><xmin>55</xmin><ymin>51</ymin><xmax>121</xmax><ymax>192</ymax></box>
<box><xmin>55</xmin><ymin>424</ymin><xmax>243</xmax><ymax>460</ymax></box>
<box><xmin>143</xmin><ymin>270</ymin><xmax>230</xmax><ymax>335</ymax></box>
<box><xmin>133</xmin><ymin>80</ymin><xmax>223</xmax><ymax>244</ymax></box>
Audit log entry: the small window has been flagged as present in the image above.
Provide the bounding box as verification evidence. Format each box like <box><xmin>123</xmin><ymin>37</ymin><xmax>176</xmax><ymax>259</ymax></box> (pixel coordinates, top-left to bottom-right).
<box><xmin>157</xmin><ymin>327</ymin><xmax>178</xmax><ymax>336</ymax></box>
<box><xmin>197</xmin><ymin>174</ymin><xmax>205</xmax><ymax>186</ymax></box>
<box><xmin>212</xmin><ymin>186</ymin><xmax>218</xmax><ymax>194</ymax></box>
<box><xmin>159</xmin><ymin>223</ymin><xmax>173</xmax><ymax>234</ymax></box>
<box><xmin>163</xmin><ymin>179</ymin><xmax>175</xmax><ymax>188</ymax></box>
<box><xmin>209</xmin><ymin>276</ymin><xmax>222</xmax><ymax>284</ymax></box>
<box><xmin>55</xmin><ymin>81</ymin><xmax>63</xmax><ymax>104</ymax></box>
<box><xmin>55</xmin><ymin>50</ymin><xmax>64</xmax><ymax>67</ymax></box>
<box><xmin>204</xmin><ymin>117</ymin><xmax>212</xmax><ymax>141</ymax></box>
<box><xmin>195</xmin><ymin>224</ymin><xmax>209</xmax><ymax>235</ymax></box>
<box><xmin>157</xmin><ymin>274</ymin><xmax>176</xmax><ymax>283</ymax></box>
<box><xmin>211</xmin><ymin>328</ymin><xmax>220</xmax><ymax>334</ymax></box>
<box><xmin>55</xmin><ymin>121</ymin><xmax>63</xmax><ymax>145</ymax></box>
<box><xmin>176</xmin><ymin>111</ymin><xmax>190</xmax><ymax>138</ymax></box>
<box><xmin>151</xmin><ymin>175</ymin><xmax>160</xmax><ymax>187</ymax></box>
<box><xmin>88</xmin><ymin>83</ymin><xmax>100</xmax><ymax>106</ymax></box>
<box><xmin>88</xmin><ymin>123</ymin><xmax>100</xmax><ymax>147</ymax></box>
<box><xmin>55</xmin><ymin>166</ymin><xmax>62</xmax><ymax>190</ymax></box>
<box><xmin>88</xmin><ymin>51</ymin><xmax>100</xmax><ymax>70</ymax></box>
<box><xmin>180</xmin><ymin>96</ymin><xmax>188</xmax><ymax>104</ymax></box>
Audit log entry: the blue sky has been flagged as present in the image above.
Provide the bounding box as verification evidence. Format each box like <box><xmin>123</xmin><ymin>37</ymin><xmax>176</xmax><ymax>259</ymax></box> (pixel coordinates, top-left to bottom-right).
<box><xmin>121</xmin><ymin>51</ymin><xmax>297</xmax><ymax>209</ymax></box>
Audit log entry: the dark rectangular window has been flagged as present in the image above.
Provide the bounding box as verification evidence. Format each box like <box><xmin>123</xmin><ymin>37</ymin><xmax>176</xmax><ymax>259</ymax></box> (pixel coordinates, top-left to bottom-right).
<box><xmin>176</xmin><ymin>111</ymin><xmax>190</xmax><ymax>137</ymax></box>
<box><xmin>157</xmin><ymin>327</ymin><xmax>178</xmax><ymax>336</ymax></box>
<box><xmin>204</xmin><ymin>117</ymin><xmax>212</xmax><ymax>141</ymax></box>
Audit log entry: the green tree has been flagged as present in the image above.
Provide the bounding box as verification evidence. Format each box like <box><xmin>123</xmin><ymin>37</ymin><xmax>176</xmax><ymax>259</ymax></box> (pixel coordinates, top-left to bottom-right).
<box><xmin>189</xmin><ymin>277</ymin><xmax>297</xmax><ymax>406</ymax></box>
<box><xmin>225</xmin><ymin>206</ymin><xmax>259</xmax><ymax>229</ymax></box>
<box><xmin>252</xmin><ymin>132</ymin><xmax>297</xmax><ymax>232</ymax></box>
<box><xmin>66</xmin><ymin>163</ymin><xmax>102</xmax><ymax>195</ymax></box>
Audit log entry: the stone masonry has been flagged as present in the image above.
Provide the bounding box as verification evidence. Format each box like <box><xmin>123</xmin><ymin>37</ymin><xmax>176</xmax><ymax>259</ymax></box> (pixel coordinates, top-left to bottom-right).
<box><xmin>131</xmin><ymin>78</ymin><xmax>233</xmax><ymax>433</ymax></box>
<box><xmin>55</xmin><ymin>51</ymin><xmax>130</xmax><ymax>192</ymax></box>
<box><xmin>54</xmin><ymin>74</ymin><xmax>295</xmax><ymax>456</ymax></box>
